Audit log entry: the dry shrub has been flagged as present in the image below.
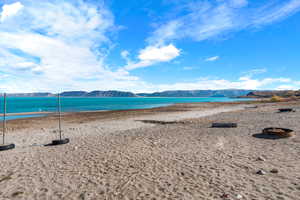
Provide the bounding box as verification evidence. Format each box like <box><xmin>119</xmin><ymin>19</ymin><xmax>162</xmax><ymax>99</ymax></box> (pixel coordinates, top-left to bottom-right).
<box><xmin>270</xmin><ymin>95</ymin><xmax>283</xmax><ymax>102</ymax></box>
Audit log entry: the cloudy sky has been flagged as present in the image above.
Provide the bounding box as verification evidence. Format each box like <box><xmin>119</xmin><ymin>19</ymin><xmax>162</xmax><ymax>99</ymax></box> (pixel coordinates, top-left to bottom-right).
<box><xmin>0</xmin><ymin>0</ymin><xmax>300</xmax><ymax>93</ymax></box>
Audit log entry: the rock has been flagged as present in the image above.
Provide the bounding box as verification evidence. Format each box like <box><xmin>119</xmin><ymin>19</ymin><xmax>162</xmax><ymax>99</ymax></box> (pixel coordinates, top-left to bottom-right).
<box><xmin>79</xmin><ymin>192</ymin><xmax>85</xmax><ymax>200</ymax></box>
<box><xmin>236</xmin><ymin>194</ymin><xmax>243</xmax><ymax>199</ymax></box>
<box><xmin>270</xmin><ymin>169</ymin><xmax>279</xmax><ymax>174</ymax></box>
<box><xmin>256</xmin><ymin>156</ymin><xmax>266</xmax><ymax>161</ymax></box>
<box><xmin>220</xmin><ymin>193</ymin><xmax>229</xmax><ymax>199</ymax></box>
<box><xmin>99</xmin><ymin>190</ymin><xmax>105</xmax><ymax>195</ymax></box>
<box><xmin>256</xmin><ymin>170</ymin><xmax>266</xmax><ymax>175</ymax></box>
<box><xmin>11</xmin><ymin>191</ymin><xmax>24</xmax><ymax>197</ymax></box>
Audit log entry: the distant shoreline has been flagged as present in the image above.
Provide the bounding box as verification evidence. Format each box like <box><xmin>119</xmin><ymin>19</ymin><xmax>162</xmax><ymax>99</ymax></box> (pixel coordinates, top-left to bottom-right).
<box><xmin>0</xmin><ymin>99</ymin><xmax>261</xmax><ymax>122</ymax></box>
<box><xmin>0</xmin><ymin>97</ymin><xmax>254</xmax><ymax>120</ymax></box>
<box><xmin>4</xmin><ymin>96</ymin><xmax>245</xmax><ymax>98</ymax></box>
<box><xmin>0</xmin><ymin>111</ymin><xmax>53</xmax><ymax>116</ymax></box>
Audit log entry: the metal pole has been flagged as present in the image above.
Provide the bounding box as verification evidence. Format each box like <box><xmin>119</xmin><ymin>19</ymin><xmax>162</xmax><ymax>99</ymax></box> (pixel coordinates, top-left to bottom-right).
<box><xmin>58</xmin><ymin>93</ymin><xmax>62</xmax><ymax>140</ymax></box>
<box><xmin>2</xmin><ymin>93</ymin><xmax>6</xmax><ymax>145</ymax></box>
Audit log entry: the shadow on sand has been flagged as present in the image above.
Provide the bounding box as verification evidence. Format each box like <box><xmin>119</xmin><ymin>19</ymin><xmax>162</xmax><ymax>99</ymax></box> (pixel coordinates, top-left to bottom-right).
<box><xmin>252</xmin><ymin>133</ymin><xmax>290</xmax><ymax>140</ymax></box>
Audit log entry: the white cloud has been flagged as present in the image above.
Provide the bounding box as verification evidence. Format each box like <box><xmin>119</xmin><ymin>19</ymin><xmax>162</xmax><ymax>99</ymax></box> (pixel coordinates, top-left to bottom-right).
<box><xmin>183</xmin><ymin>66</ymin><xmax>194</xmax><ymax>70</ymax></box>
<box><xmin>242</xmin><ymin>68</ymin><xmax>267</xmax><ymax>77</ymax></box>
<box><xmin>148</xmin><ymin>1</ymin><xmax>300</xmax><ymax>45</ymax></box>
<box><xmin>147</xmin><ymin>20</ymin><xmax>182</xmax><ymax>46</ymax></box>
<box><xmin>121</xmin><ymin>50</ymin><xmax>130</xmax><ymax>59</ymax></box>
<box><xmin>253</xmin><ymin>0</ymin><xmax>300</xmax><ymax>26</ymax></box>
<box><xmin>205</xmin><ymin>56</ymin><xmax>220</xmax><ymax>62</ymax></box>
<box><xmin>0</xmin><ymin>2</ymin><xmax>24</xmax><ymax>22</ymax></box>
<box><xmin>0</xmin><ymin>0</ymin><xmax>299</xmax><ymax>93</ymax></box>
<box><xmin>138</xmin><ymin>44</ymin><xmax>179</xmax><ymax>62</ymax></box>
<box><xmin>124</xmin><ymin>44</ymin><xmax>180</xmax><ymax>70</ymax></box>
<box><xmin>143</xmin><ymin>76</ymin><xmax>294</xmax><ymax>92</ymax></box>
<box><xmin>276</xmin><ymin>85</ymin><xmax>298</xmax><ymax>90</ymax></box>
<box><xmin>121</xmin><ymin>50</ymin><xmax>132</xmax><ymax>64</ymax></box>
<box><xmin>0</xmin><ymin>0</ymin><xmax>140</xmax><ymax>93</ymax></box>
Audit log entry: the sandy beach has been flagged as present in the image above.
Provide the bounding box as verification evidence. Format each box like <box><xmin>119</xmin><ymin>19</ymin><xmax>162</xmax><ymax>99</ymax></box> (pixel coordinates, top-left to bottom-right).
<box><xmin>0</xmin><ymin>101</ymin><xmax>300</xmax><ymax>200</ymax></box>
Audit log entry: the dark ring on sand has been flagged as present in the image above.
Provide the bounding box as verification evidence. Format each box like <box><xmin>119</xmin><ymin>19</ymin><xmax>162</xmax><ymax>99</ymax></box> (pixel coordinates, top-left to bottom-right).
<box><xmin>0</xmin><ymin>143</ymin><xmax>15</xmax><ymax>151</ymax></box>
<box><xmin>51</xmin><ymin>138</ymin><xmax>70</xmax><ymax>145</ymax></box>
<box><xmin>253</xmin><ymin>128</ymin><xmax>294</xmax><ymax>139</ymax></box>
<box><xmin>211</xmin><ymin>123</ymin><xmax>237</xmax><ymax>128</ymax></box>
<box><xmin>262</xmin><ymin>127</ymin><xmax>293</xmax><ymax>138</ymax></box>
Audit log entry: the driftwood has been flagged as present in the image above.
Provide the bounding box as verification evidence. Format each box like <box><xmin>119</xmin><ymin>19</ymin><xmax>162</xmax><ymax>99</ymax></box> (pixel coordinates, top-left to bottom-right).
<box><xmin>137</xmin><ymin>120</ymin><xmax>185</xmax><ymax>125</ymax></box>
<box><xmin>278</xmin><ymin>108</ymin><xmax>295</xmax><ymax>113</ymax></box>
<box><xmin>245</xmin><ymin>106</ymin><xmax>258</xmax><ymax>109</ymax></box>
<box><xmin>211</xmin><ymin>123</ymin><xmax>237</xmax><ymax>128</ymax></box>
<box><xmin>44</xmin><ymin>138</ymin><xmax>70</xmax><ymax>146</ymax></box>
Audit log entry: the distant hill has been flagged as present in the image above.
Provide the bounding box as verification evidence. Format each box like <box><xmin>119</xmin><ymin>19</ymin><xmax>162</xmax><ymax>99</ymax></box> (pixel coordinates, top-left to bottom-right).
<box><xmin>2</xmin><ymin>90</ymin><xmax>137</xmax><ymax>97</ymax></box>
<box><xmin>5</xmin><ymin>93</ymin><xmax>54</xmax><ymax>97</ymax></box>
<box><xmin>3</xmin><ymin>89</ymin><xmax>300</xmax><ymax>98</ymax></box>
<box><xmin>59</xmin><ymin>90</ymin><xmax>137</xmax><ymax>97</ymax></box>
<box><xmin>84</xmin><ymin>91</ymin><xmax>136</xmax><ymax>97</ymax></box>
<box><xmin>60</xmin><ymin>91</ymin><xmax>88</xmax><ymax>97</ymax></box>
<box><xmin>137</xmin><ymin>90</ymin><xmax>254</xmax><ymax>97</ymax></box>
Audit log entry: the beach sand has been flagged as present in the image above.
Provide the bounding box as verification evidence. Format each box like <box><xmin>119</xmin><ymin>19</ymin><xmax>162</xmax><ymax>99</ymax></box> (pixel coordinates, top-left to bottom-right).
<box><xmin>0</xmin><ymin>101</ymin><xmax>300</xmax><ymax>199</ymax></box>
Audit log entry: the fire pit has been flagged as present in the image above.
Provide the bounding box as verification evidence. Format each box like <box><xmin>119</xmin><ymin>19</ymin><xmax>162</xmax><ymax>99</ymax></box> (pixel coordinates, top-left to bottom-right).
<box><xmin>262</xmin><ymin>127</ymin><xmax>294</xmax><ymax>138</ymax></box>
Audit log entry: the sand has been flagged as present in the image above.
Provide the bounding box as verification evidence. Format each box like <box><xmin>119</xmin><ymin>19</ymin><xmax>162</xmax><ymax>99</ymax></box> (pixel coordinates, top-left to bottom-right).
<box><xmin>0</xmin><ymin>101</ymin><xmax>300</xmax><ymax>199</ymax></box>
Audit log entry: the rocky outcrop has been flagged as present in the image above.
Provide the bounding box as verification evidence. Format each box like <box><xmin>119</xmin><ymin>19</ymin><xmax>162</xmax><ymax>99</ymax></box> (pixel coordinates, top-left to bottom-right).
<box><xmin>245</xmin><ymin>90</ymin><xmax>300</xmax><ymax>98</ymax></box>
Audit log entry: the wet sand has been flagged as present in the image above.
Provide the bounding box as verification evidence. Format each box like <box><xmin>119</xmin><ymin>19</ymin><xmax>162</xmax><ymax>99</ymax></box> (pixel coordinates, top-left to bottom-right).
<box><xmin>0</xmin><ymin>101</ymin><xmax>299</xmax><ymax>199</ymax></box>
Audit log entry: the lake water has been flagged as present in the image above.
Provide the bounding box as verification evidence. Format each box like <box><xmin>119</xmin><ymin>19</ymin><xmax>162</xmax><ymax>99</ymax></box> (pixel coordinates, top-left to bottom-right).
<box><xmin>0</xmin><ymin>97</ymin><xmax>251</xmax><ymax>120</ymax></box>
<box><xmin>3</xmin><ymin>114</ymin><xmax>46</xmax><ymax>121</ymax></box>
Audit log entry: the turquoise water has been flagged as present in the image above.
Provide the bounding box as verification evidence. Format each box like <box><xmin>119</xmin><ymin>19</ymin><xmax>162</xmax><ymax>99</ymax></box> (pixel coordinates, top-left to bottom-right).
<box><xmin>3</xmin><ymin>114</ymin><xmax>46</xmax><ymax>121</ymax></box>
<box><xmin>0</xmin><ymin>97</ymin><xmax>251</xmax><ymax>119</ymax></box>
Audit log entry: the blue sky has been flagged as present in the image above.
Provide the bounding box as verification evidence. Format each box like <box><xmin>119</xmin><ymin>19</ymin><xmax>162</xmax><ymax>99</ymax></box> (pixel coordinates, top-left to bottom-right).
<box><xmin>0</xmin><ymin>0</ymin><xmax>300</xmax><ymax>92</ymax></box>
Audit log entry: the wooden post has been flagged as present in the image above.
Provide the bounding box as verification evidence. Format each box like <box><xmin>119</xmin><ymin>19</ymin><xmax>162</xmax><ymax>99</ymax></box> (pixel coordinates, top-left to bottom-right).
<box><xmin>58</xmin><ymin>93</ymin><xmax>62</xmax><ymax>140</ymax></box>
<box><xmin>2</xmin><ymin>93</ymin><xmax>6</xmax><ymax>145</ymax></box>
